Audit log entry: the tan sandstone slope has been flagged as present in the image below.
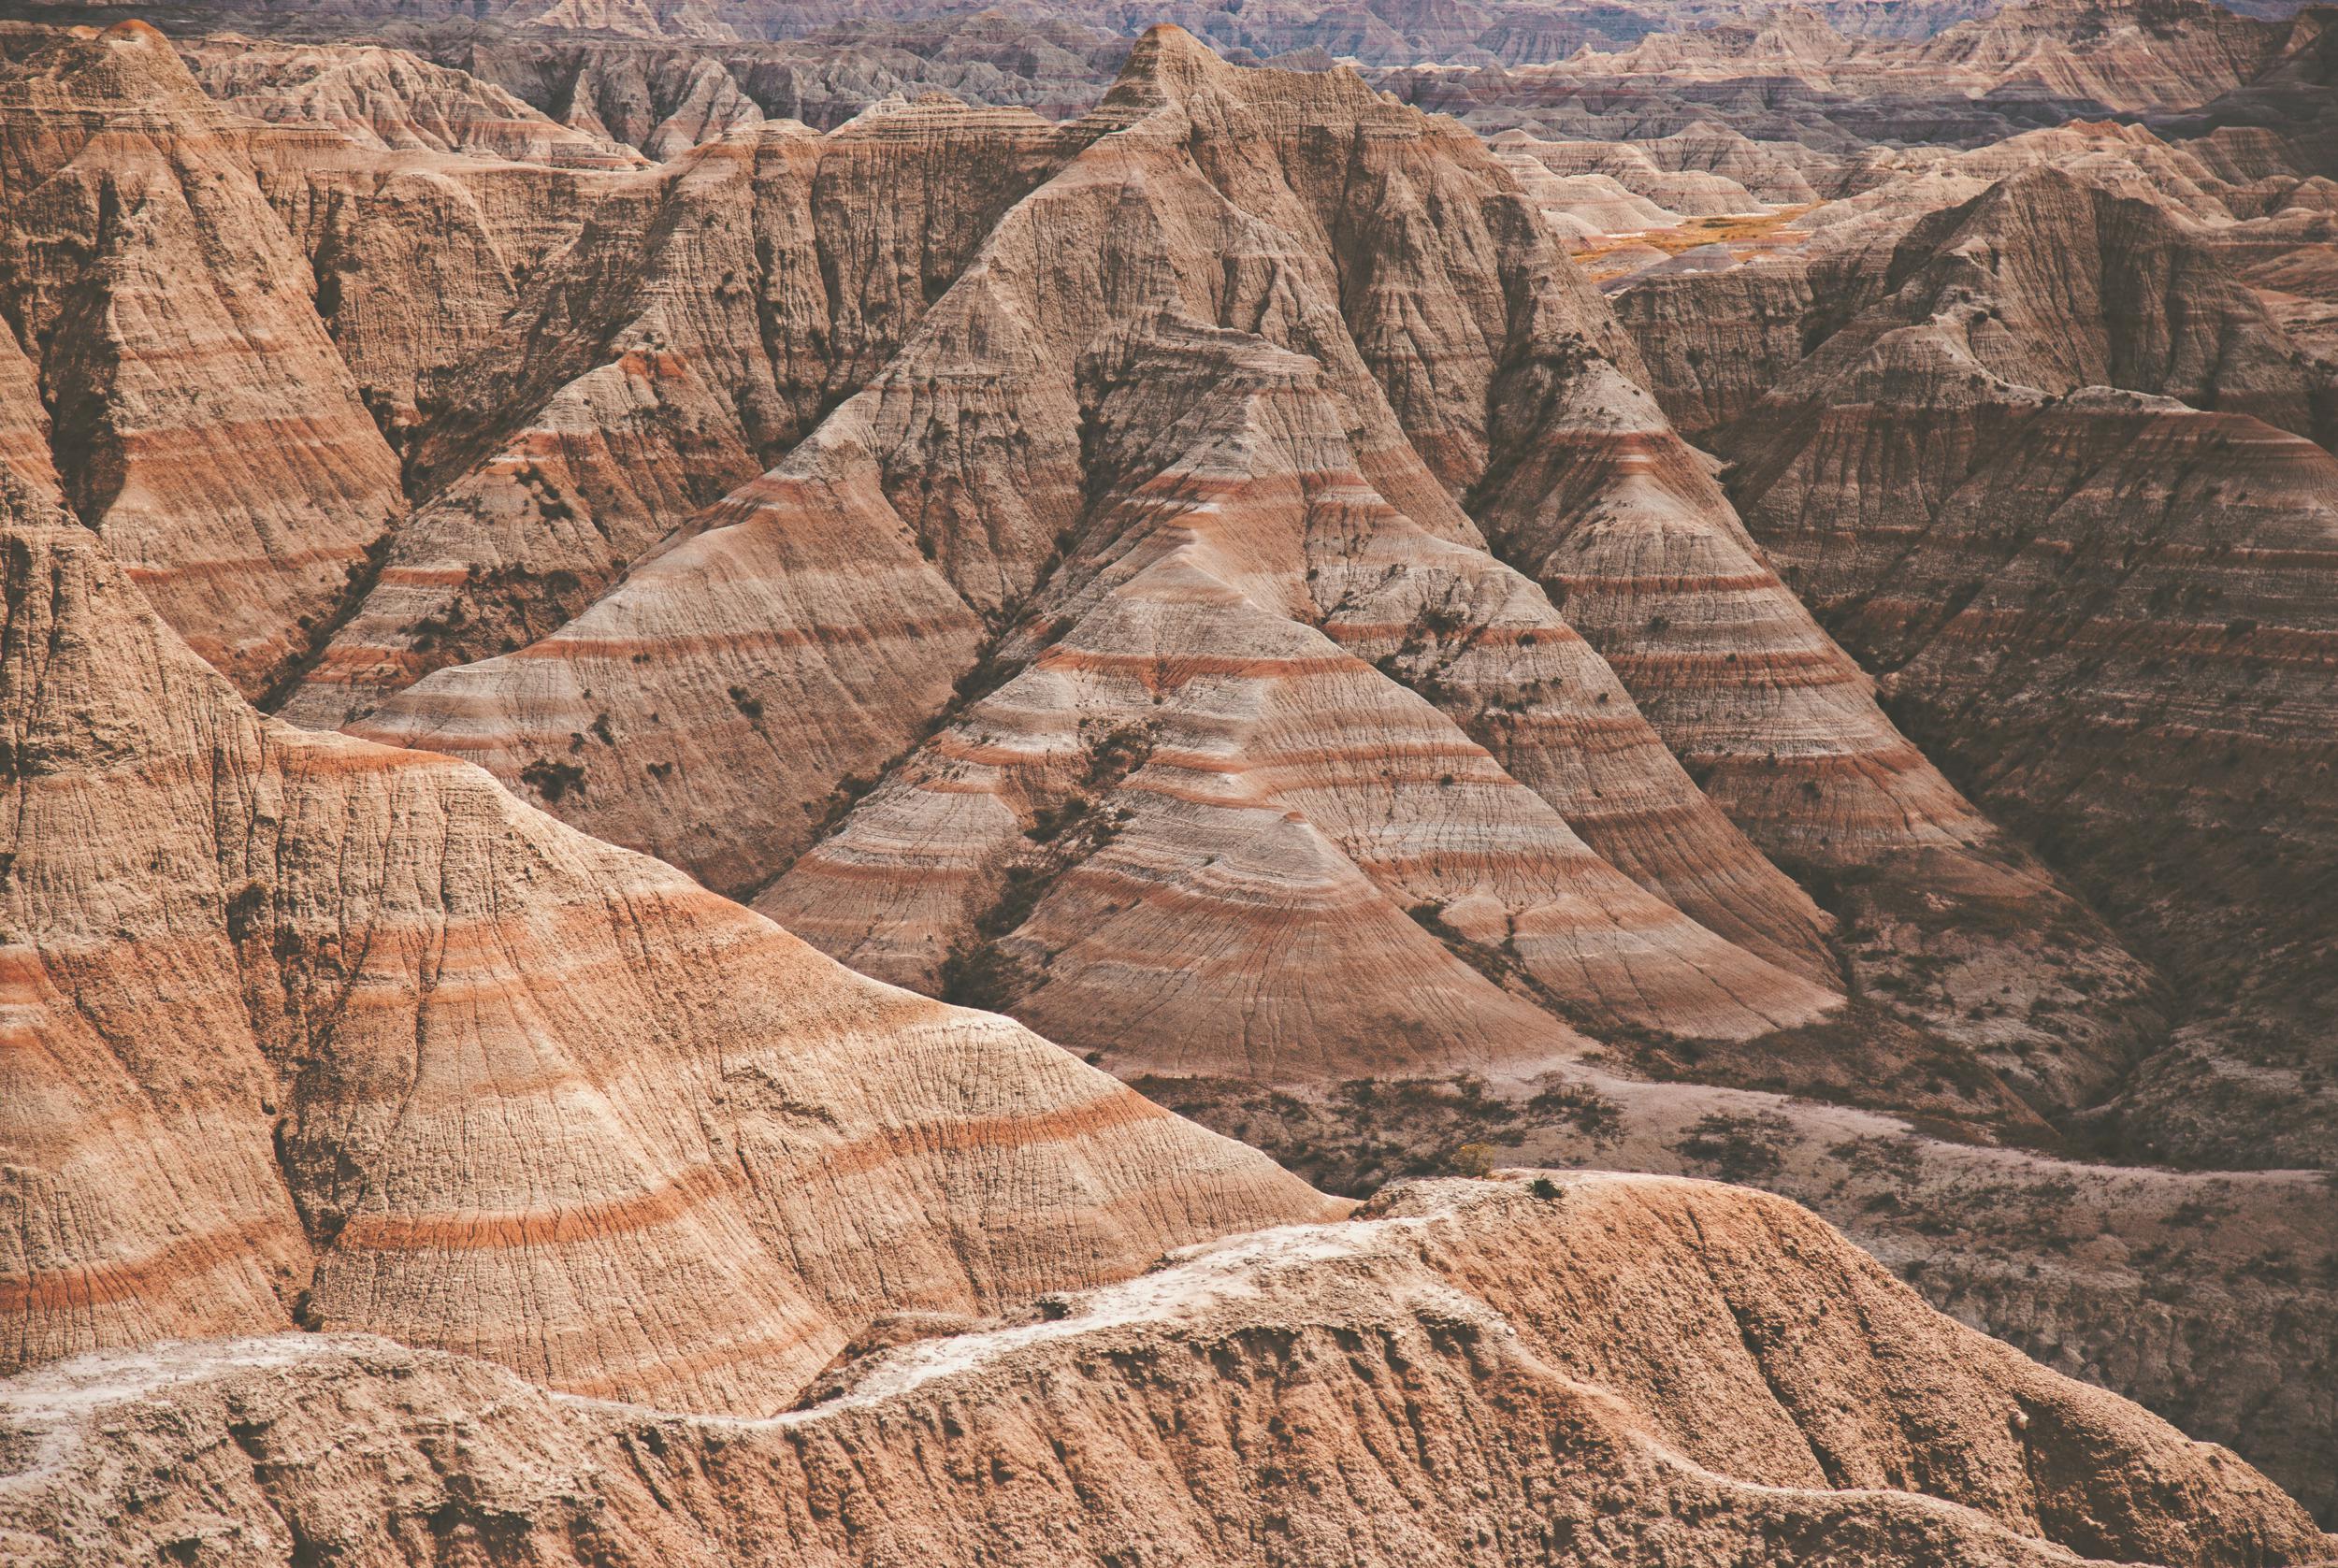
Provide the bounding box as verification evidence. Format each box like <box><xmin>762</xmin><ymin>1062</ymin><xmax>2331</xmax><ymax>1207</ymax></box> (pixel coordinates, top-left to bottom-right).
<box><xmin>263</xmin><ymin>88</ymin><xmax>1086</xmax><ymax>726</ymax></box>
<box><xmin>0</xmin><ymin>482</ymin><xmax>1329</xmax><ymax>1415</ymax></box>
<box><xmin>1</xmin><ymin>443</ymin><xmax>2325</xmax><ymax>1568</ymax></box>
<box><xmin>0</xmin><ymin>5</ymin><xmax>2129</xmax><ymax>1165</ymax></box>
<box><xmin>344</xmin><ymin>31</ymin><xmax>1878</xmax><ymax>1094</ymax></box>
<box><xmin>3</xmin><ymin>1174</ymin><xmax>2331</xmax><ymax>1567</ymax></box>
<box><xmin>7</xmin><ymin>12</ymin><xmax>2336</xmax><ymax>1531</ymax></box>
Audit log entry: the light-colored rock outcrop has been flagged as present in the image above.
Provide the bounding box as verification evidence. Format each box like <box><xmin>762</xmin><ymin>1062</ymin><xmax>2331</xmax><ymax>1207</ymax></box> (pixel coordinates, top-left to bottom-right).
<box><xmin>4</xmin><ymin>1174</ymin><xmax>2329</xmax><ymax>1568</ymax></box>
<box><xmin>1497</xmin><ymin>132</ymin><xmax>1770</xmax><ymax>217</ymax></box>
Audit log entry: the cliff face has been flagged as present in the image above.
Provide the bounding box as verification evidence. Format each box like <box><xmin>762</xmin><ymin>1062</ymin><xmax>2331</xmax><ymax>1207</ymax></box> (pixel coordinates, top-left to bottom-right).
<box><xmin>5</xmin><ymin>1176</ymin><xmax>2330</xmax><ymax>1568</ymax></box>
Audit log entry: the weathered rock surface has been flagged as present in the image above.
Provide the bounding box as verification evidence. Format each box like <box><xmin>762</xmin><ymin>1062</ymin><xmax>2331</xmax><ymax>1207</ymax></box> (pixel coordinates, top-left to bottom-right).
<box><xmin>3</xmin><ymin>2</ymin><xmax>2335</xmax><ymax>1536</ymax></box>
<box><xmin>1604</xmin><ymin>160</ymin><xmax>2338</xmax><ymax>1170</ymax></box>
<box><xmin>46</xmin><ymin>28</ymin><xmax>2289</xmax><ymax>1497</ymax></box>
<box><xmin>0</xmin><ymin>22</ymin><xmax>407</xmax><ymax>698</ymax></box>
<box><xmin>260</xmin><ymin>92</ymin><xmax>1079</xmax><ymax>726</ymax></box>
<box><xmin>1378</xmin><ymin>0</ymin><xmax>2306</xmax><ymax>152</ymax></box>
<box><xmin>4</xmin><ymin>1175</ymin><xmax>2330</xmax><ymax>1568</ymax></box>
<box><xmin>0</xmin><ymin>489</ymin><xmax>1328</xmax><ymax>1412</ymax></box>
<box><xmin>758</xmin><ymin>312</ymin><xmax>1836</xmax><ymax>1077</ymax></box>
<box><xmin>1151</xmin><ymin>1060</ymin><xmax>2338</xmax><ymax>1529</ymax></box>
<box><xmin>359</xmin><ymin>31</ymin><xmax>1865</xmax><ymax>1092</ymax></box>
<box><xmin>188</xmin><ymin>38</ymin><xmax>647</xmax><ymax>166</ymax></box>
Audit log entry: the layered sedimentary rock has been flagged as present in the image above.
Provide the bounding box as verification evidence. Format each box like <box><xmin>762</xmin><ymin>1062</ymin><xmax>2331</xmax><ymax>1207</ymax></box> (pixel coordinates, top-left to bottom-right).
<box><xmin>0</xmin><ymin>22</ymin><xmax>407</xmax><ymax>698</ymax></box>
<box><xmin>1727</xmin><ymin>165</ymin><xmax>2329</xmax><ymax>449</ymax></box>
<box><xmin>0</xmin><ymin>489</ymin><xmax>1326</xmax><ymax>1412</ymax></box>
<box><xmin>1495</xmin><ymin>132</ymin><xmax>1768</xmax><ymax>220</ymax></box>
<box><xmin>1900</xmin><ymin>0</ymin><xmax>2287</xmax><ymax>109</ymax></box>
<box><xmin>1695</xmin><ymin>171</ymin><xmax>2338</xmax><ymax>1165</ymax></box>
<box><xmin>188</xmin><ymin>39</ymin><xmax>647</xmax><ymax>166</ymax></box>
<box><xmin>5</xmin><ymin>1175</ymin><xmax>2329</xmax><ymax>1568</ymax></box>
<box><xmin>438</xmin><ymin>18</ymin><xmax>1130</xmax><ymax>141</ymax></box>
<box><xmin>294</xmin><ymin>27</ymin><xmax>2165</xmax><ymax>1143</ymax></box>
<box><xmin>2171</xmin><ymin>6</ymin><xmax>2338</xmax><ymax>180</ymax></box>
<box><xmin>1805</xmin><ymin>393</ymin><xmax>2338</xmax><ymax>1168</ymax></box>
<box><xmin>1605</xmin><ymin>122</ymin><xmax>2338</xmax><ymax>436</ymax></box>
<box><xmin>7</xmin><ymin>7</ymin><xmax>2337</xmax><ymax>1533</ymax></box>
<box><xmin>1377</xmin><ymin>0</ymin><xmax>2303</xmax><ymax>151</ymax></box>
<box><xmin>0</xmin><ymin>325</ymin><xmax>64</xmax><ymax>504</ymax></box>
<box><xmin>259</xmin><ymin>92</ymin><xmax>1081</xmax><ymax>726</ymax></box>
<box><xmin>760</xmin><ymin>313</ymin><xmax>1837</xmax><ymax>1079</ymax></box>
<box><xmin>118</xmin><ymin>0</ymin><xmax>2296</xmax><ymax>165</ymax></box>
<box><xmin>356</xmin><ymin>29</ymin><xmax>1868</xmax><ymax>1098</ymax></box>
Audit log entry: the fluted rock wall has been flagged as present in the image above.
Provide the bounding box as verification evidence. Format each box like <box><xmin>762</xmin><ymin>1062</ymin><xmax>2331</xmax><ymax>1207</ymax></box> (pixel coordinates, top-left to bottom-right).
<box><xmin>0</xmin><ymin>22</ymin><xmax>406</xmax><ymax>698</ymax></box>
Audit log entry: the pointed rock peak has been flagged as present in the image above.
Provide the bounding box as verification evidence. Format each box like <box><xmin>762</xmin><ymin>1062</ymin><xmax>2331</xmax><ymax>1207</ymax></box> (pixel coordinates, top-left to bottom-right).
<box><xmin>18</xmin><ymin>14</ymin><xmax>211</xmax><ymax>110</ymax></box>
<box><xmin>1911</xmin><ymin>161</ymin><xmax>2108</xmax><ymax>255</ymax></box>
<box><xmin>98</xmin><ymin>18</ymin><xmax>170</xmax><ymax>46</ymax></box>
<box><xmin>1107</xmin><ymin>24</ymin><xmax>1243</xmax><ymax>107</ymax></box>
<box><xmin>833</xmin><ymin>90</ymin><xmax>916</xmax><ymax>130</ymax></box>
<box><xmin>1100</xmin><ymin>22</ymin><xmax>1384</xmax><ymax>123</ymax></box>
<box><xmin>1983</xmin><ymin>161</ymin><xmax>2097</xmax><ymax>202</ymax></box>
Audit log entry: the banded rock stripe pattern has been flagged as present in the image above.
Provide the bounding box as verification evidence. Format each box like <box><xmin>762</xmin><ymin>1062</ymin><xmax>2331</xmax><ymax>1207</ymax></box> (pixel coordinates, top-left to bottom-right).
<box><xmin>1696</xmin><ymin>168</ymin><xmax>2338</xmax><ymax>1165</ymax></box>
<box><xmin>358</xmin><ymin>26</ymin><xmax>1850</xmax><ymax>1086</ymax></box>
<box><xmin>189</xmin><ymin>41</ymin><xmax>651</xmax><ymax>167</ymax></box>
<box><xmin>0</xmin><ymin>21</ymin><xmax>406</xmax><ymax>700</ymax></box>
<box><xmin>0</xmin><ymin>492</ymin><xmax>1331</xmax><ymax>1409</ymax></box>
<box><xmin>267</xmin><ymin>93</ymin><xmax>1088</xmax><ymax>726</ymax></box>
<box><xmin>4</xmin><ymin>15</ymin><xmax>2234</xmax><ymax>1162</ymax></box>
<box><xmin>759</xmin><ymin>312</ymin><xmax>1839</xmax><ymax>1072</ymax></box>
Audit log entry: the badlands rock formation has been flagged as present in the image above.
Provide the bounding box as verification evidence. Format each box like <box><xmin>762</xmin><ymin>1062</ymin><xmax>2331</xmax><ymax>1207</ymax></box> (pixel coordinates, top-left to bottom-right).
<box><xmin>442</xmin><ymin>17</ymin><xmax>1130</xmax><ymax>138</ymax></box>
<box><xmin>3</xmin><ymin>0</ymin><xmax>2337</xmax><ymax>1543</ymax></box>
<box><xmin>341</xmin><ymin>29</ymin><xmax>1881</xmax><ymax>1089</ymax></box>
<box><xmin>261</xmin><ymin>89</ymin><xmax>1081</xmax><ymax>726</ymax></box>
<box><xmin>0</xmin><ymin>267</ymin><xmax>2321</xmax><ymax>1554</ymax></box>
<box><xmin>187</xmin><ymin>39</ymin><xmax>647</xmax><ymax>166</ymax></box>
<box><xmin>0</xmin><ymin>21</ymin><xmax>406</xmax><ymax>698</ymax></box>
<box><xmin>1379</xmin><ymin>0</ymin><xmax>2311</xmax><ymax>149</ymax></box>
<box><xmin>1599</xmin><ymin>155</ymin><xmax>2338</xmax><ymax>1167</ymax></box>
<box><xmin>327</xmin><ymin>28</ymin><xmax>2155</xmax><ymax>1131</ymax></box>
<box><xmin>0</xmin><ymin>483</ymin><xmax>1327</xmax><ymax>1411</ymax></box>
<box><xmin>5</xmin><ymin>1175</ymin><xmax>2331</xmax><ymax>1567</ymax></box>
<box><xmin>127</xmin><ymin>0</ymin><xmax>2316</xmax><ymax>165</ymax></box>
